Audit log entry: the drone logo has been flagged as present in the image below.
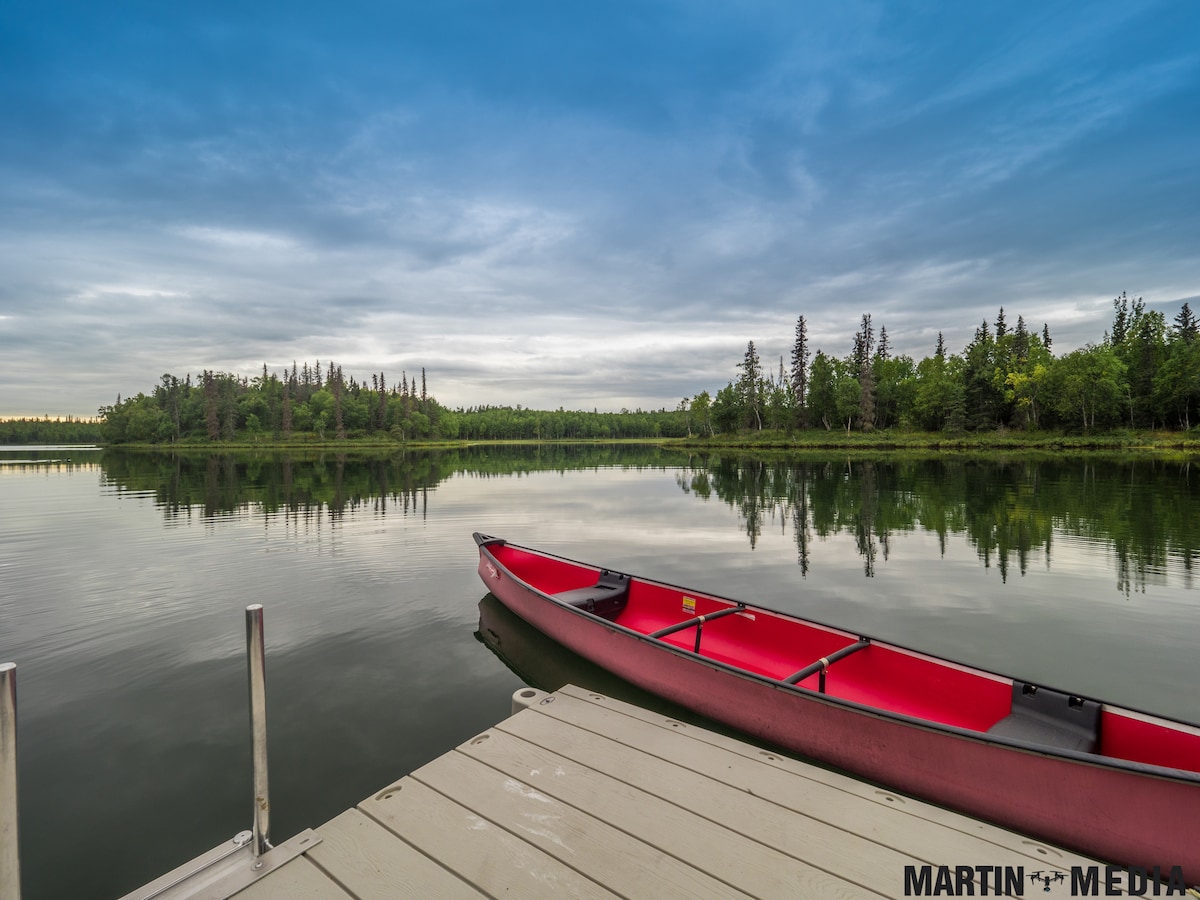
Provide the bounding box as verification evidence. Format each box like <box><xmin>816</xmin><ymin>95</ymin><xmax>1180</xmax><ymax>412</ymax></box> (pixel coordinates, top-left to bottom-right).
<box><xmin>1029</xmin><ymin>870</ymin><xmax>1067</xmax><ymax>893</ymax></box>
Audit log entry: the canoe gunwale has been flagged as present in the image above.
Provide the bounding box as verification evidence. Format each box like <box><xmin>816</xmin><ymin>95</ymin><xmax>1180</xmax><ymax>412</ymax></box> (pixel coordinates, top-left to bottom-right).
<box><xmin>474</xmin><ymin>531</ymin><xmax>1200</xmax><ymax>787</ymax></box>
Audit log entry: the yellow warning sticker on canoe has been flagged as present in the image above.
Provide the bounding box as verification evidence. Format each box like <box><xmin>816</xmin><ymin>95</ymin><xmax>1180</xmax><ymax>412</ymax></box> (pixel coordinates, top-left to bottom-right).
<box><xmin>682</xmin><ymin>596</ymin><xmax>696</xmax><ymax>614</ymax></box>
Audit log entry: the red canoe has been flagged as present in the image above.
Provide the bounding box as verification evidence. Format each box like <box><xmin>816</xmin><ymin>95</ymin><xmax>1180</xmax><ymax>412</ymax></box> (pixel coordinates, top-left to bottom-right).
<box><xmin>475</xmin><ymin>533</ymin><xmax>1200</xmax><ymax>883</ymax></box>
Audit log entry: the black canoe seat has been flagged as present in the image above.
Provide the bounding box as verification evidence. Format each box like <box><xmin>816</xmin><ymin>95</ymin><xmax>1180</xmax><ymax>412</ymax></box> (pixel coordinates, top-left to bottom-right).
<box><xmin>986</xmin><ymin>682</ymin><xmax>1100</xmax><ymax>753</ymax></box>
<box><xmin>553</xmin><ymin>570</ymin><xmax>630</xmax><ymax>620</ymax></box>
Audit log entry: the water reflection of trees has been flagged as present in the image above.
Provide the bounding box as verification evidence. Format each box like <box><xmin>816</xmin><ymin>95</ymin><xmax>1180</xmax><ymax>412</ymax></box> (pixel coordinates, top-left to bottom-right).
<box><xmin>679</xmin><ymin>455</ymin><xmax>1198</xmax><ymax>592</ymax></box>
<box><xmin>96</xmin><ymin>447</ymin><xmax>1197</xmax><ymax>593</ymax></box>
<box><xmin>0</xmin><ymin>448</ymin><xmax>101</xmax><ymax>473</ymax></box>
<box><xmin>99</xmin><ymin>445</ymin><xmax>696</xmax><ymax>520</ymax></box>
<box><xmin>101</xmin><ymin>450</ymin><xmax>436</xmax><ymax>520</ymax></box>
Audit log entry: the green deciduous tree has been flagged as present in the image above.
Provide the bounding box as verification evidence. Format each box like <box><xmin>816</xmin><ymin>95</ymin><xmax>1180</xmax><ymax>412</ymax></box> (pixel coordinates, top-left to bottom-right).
<box><xmin>691</xmin><ymin>390</ymin><xmax>712</xmax><ymax>436</ymax></box>
<box><xmin>913</xmin><ymin>346</ymin><xmax>965</xmax><ymax>432</ymax></box>
<box><xmin>874</xmin><ymin>354</ymin><xmax>916</xmax><ymax>429</ymax></box>
<box><xmin>1045</xmin><ymin>344</ymin><xmax>1126</xmax><ymax>430</ymax></box>
<box><xmin>1155</xmin><ymin>319</ymin><xmax>1200</xmax><ymax>429</ymax></box>
<box><xmin>1108</xmin><ymin>294</ymin><xmax>1164</xmax><ymax>427</ymax></box>
<box><xmin>712</xmin><ymin>383</ymin><xmax>741</xmax><ymax>433</ymax></box>
<box><xmin>806</xmin><ymin>352</ymin><xmax>839</xmax><ymax>430</ymax></box>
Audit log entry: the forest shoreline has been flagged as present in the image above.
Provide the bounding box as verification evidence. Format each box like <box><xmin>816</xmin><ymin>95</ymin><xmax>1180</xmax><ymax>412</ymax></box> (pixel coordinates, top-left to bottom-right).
<box><xmin>48</xmin><ymin>427</ymin><xmax>1200</xmax><ymax>455</ymax></box>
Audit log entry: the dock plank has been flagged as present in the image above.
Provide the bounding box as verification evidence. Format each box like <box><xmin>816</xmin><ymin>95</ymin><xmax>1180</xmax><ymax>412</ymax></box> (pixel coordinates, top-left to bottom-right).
<box><xmin>458</xmin><ymin>724</ymin><xmax>888</xmax><ymax>899</ymax></box>
<box><xmin>516</xmin><ymin>689</ymin><xmax>1064</xmax><ymax>874</ymax></box>
<box><xmin>360</xmin><ymin>776</ymin><xmax>621</xmax><ymax>899</ymax></box>
<box><xmin>551</xmin><ymin>685</ymin><xmax>1101</xmax><ymax>870</ymax></box>
<box><xmin>230</xmin><ymin>857</ymin><xmax>351</xmax><ymax>900</ymax></box>
<box><xmin>307</xmin><ymin>809</ymin><xmax>486</xmax><ymax>900</ymax></box>
<box><xmin>406</xmin><ymin>743</ymin><xmax>764</xmax><ymax>900</ymax></box>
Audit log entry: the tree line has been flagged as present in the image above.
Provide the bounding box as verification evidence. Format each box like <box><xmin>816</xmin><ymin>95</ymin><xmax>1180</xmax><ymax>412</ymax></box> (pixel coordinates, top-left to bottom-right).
<box><xmin>696</xmin><ymin>293</ymin><xmax>1199</xmax><ymax>435</ymax></box>
<box><xmin>0</xmin><ymin>415</ymin><xmax>103</xmax><ymax>444</ymax></box>
<box><xmin>101</xmin><ymin>362</ymin><xmax>445</xmax><ymax>444</ymax></box>
<box><xmin>93</xmin><ymin>293</ymin><xmax>1199</xmax><ymax>444</ymax></box>
<box><xmin>98</xmin><ymin>361</ymin><xmax>696</xmax><ymax>444</ymax></box>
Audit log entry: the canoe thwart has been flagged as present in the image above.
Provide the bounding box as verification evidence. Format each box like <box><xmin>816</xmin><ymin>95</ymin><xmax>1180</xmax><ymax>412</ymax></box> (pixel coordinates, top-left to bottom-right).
<box><xmin>783</xmin><ymin>639</ymin><xmax>871</xmax><ymax>690</ymax></box>
<box><xmin>987</xmin><ymin>682</ymin><xmax>1101</xmax><ymax>753</ymax></box>
<box><xmin>649</xmin><ymin>604</ymin><xmax>748</xmax><ymax>654</ymax></box>
<box><xmin>553</xmin><ymin>570</ymin><xmax>631</xmax><ymax>619</ymax></box>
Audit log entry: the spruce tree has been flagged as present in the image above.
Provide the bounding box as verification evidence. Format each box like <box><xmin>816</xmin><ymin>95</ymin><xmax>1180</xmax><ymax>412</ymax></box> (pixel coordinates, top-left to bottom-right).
<box><xmin>856</xmin><ymin>314</ymin><xmax>876</xmax><ymax>431</ymax></box>
<box><xmin>737</xmin><ymin>341</ymin><xmax>763</xmax><ymax>430</ymax></box>
<box><xmin>790</xmin><ymin>315</ymin><xmax>809</xmax><ymax>426</ymax></box>
<box><xmin>203</xmin><ymin>370</ymin><xmax>220</xmax><ymax>441</ymax></box>
<box><xmin>963</xmin><ymin>321</ymin><xmax>999</xmax><ymax>429</ymax></box>
<box><xmin>1174</xmin><ymin>302</ymin><xmax>1197</xmax><ymax>344</ymax></box>
<box><xmin>332</xmin><ymin>365</ymin><xmax>346</xmax><ymax>440</ymax></box>
<box><xmin>377</xmin><ymin>372</ymin><xmax>388</xmax><ymax>430</ymax></box>
<box><xmin>1014</xmin><ymin>316</ymin><xmax>1029</xmax><ymax>363</ymax></box>
<box><xmin>281</xmin><ymin>380</ymin><xmax>293</xmax><ymax>438</ymax></box>
<box><xmin>220</xmin><ymin>375</ymin><xmax>236</xmax><ymax>441</ymax></box>
<box><xmin>1112</xmin><ymin>293</ymin><xmax>1130</xmax><ymax>345</ymax></box>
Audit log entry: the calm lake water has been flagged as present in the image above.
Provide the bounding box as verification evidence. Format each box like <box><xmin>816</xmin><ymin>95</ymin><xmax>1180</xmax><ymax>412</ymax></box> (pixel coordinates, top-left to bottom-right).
<box><xmin>2</xmin><ymin>444</ymin><xmax>1198</xmax><ymax>899</ymax></box>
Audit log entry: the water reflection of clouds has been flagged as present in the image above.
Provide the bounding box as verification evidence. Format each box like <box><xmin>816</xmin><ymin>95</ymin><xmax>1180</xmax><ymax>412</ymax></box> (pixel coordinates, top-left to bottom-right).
<box><xmin>6</xmin><ymin>450</ymin><xmax>1199</xmax><ymax>900</ymax></box>
<box><xmin>11</xmin><ymin>451</ymin><xmax>1194</xmax><ymax>722</ymax></box>
<box><xmin>450</xmin><ymin>461</ymin><xmax>1199</xmax><ymax>722</ymax></box>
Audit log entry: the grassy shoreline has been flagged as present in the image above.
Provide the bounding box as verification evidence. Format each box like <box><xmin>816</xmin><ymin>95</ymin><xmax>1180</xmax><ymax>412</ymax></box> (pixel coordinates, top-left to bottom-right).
<box><xmin>664</xmin><ymin>428</ymin><xmax>1200</xmax><ymax>452</ymax></box>
<box><xmin>87</xmin><ymin>427</ymin><xmax>1200</xmax><ymax>455</ymax></box>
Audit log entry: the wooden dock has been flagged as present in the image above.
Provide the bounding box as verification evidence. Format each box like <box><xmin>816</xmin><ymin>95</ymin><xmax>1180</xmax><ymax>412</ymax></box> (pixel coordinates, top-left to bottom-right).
<box><xmin>125</xmin><ymin>684</ymin><xmax>1130</xmax><ymax>899</ymax></box>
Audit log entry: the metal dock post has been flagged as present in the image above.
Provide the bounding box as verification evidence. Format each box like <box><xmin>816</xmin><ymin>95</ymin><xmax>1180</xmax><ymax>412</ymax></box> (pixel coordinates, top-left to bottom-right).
<box><xmin>1</xmin><ymin>662</ymin><xmax>20</xmax><ymax>900</ymax></box>
<box><xmin>118</xmin><ymin>605</ymin><xmax>317</xmax><ymax>900</ymax></box>
<box><xmin>245</xmin><ymin>604</ymin><xmax>271</xmax><ymax>857</ymax></box>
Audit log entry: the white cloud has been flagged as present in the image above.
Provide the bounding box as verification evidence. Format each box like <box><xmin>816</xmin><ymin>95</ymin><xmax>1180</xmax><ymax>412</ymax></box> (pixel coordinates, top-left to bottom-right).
<box><xmin>177</xmin><ymin>226</ymin><xmax>299</xmax><ymax>250</ymax></box>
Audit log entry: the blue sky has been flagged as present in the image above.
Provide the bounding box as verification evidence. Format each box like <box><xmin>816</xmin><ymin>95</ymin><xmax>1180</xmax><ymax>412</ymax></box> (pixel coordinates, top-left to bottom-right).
<box><xmin>2</xmin><ymin>1</ymin><xmax>1198</xmax><ymax>417</ymax></box>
